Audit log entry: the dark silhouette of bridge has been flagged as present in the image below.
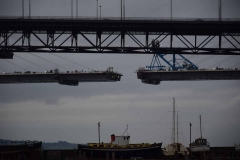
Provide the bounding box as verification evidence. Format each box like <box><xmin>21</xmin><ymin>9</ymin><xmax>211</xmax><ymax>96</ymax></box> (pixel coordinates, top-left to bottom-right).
<box><xmin>1</xmin><ymin>17</ymin><xmax>240</xmax><ymax>85</ymax></box>
<box><xmin>0</xmin><ymin>16</ymin><xmax>240</xmax><ymax>57</ymax></box>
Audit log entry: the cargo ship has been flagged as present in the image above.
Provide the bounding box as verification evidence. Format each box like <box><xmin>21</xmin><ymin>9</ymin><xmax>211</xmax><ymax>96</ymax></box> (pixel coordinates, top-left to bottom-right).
<box><xmin>78</xmin><ymin>127</ymin><xmax>163</xmax><ymax>159</ymax></box>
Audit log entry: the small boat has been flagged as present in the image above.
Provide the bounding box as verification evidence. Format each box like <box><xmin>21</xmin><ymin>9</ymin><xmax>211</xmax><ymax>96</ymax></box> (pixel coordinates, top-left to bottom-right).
<box><xmin>78</xmin><ymin>125</ymin><xmax>163</xmax><ymax>159</ymax></box>
<box><xmin>162</xmin><ymin>98</ymin><xmax>189</xmax><ymax>156</ymax></box>
<box><xmin>190</xmin><ymin>115</ymin><xmax>210</xmax><ymax>152</ymax></box>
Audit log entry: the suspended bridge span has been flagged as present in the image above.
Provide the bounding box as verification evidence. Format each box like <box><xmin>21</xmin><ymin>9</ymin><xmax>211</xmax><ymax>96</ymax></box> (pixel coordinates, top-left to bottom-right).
<box><xmin>0</xmin><ymin>71</ymin><xmax>122</xmax><ymax>86</ymax></box>
<box><xmin>136</xmin><ymin>69</ymin><xmax>240</xmax><ymax>85</ymax></box>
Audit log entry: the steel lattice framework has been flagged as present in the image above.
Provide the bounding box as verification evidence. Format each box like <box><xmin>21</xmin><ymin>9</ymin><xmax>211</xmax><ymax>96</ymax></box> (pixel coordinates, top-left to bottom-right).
<box><xmin>0</xmin><ymin>16</ymin><xmax>240</xmax><ymax>56</ymax></box>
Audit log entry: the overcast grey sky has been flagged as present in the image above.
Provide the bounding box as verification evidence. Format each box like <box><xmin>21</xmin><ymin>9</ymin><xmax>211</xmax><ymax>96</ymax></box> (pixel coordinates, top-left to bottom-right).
<box><xmin>0</xmin><ymin>0</ymin><xmax>240</xmax><ymax>147</ymax></box>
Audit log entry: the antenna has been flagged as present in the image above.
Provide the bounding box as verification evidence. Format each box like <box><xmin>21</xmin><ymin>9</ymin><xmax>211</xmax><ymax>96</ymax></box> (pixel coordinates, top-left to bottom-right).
<box><xmin>170</xmin><ymin>0</ymin><xmax>172</xmax><ymax>19</ymax></box>
<box><xmin>123</xmin><ymin>0</ymin><xmax>125</xmax><ymax>19</ymax></box>
<box><xmin>29</xmin><ymin>0</ymin><xmax>31</xmax><ymax>18</ymax></box>
<box><xmin>71</xmin><ymin>0</ymin><xmax>73</xmax><ymax>18</ymax></box>
<box><xmin>219</xmin><ymin>0</ymin><xmax>222</xmax><ymax>20</ymax></box>
<box><xmin>96</xmin><ymin>0</ymin><xmax>98</xmax><ymax>19</ymax></box>
<box><xmin>76</xmin><ymin>0</ymin><xmax>78</xmax><ymax>18</ymax></box>
<box><xmin>122</xmin><ymin>125</ymin><xmax>128</xmax><ymax>136</ymax></box>
<box><xmin>121</xmin><ymin>0</ymin><xmax>122</xmax><ymax>20</ymax></box>
<box><xmin>22</xmin><ymin>0</ymin><xmax>24</xmax><ymax>18</ymax></box>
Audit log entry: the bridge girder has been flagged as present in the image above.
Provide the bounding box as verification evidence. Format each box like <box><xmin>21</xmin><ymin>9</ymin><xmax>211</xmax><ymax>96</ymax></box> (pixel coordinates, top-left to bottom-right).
<box><xmin>0</xmin><ymin>17</ymin><xmax>240</xmax><ymax>56</ymax></box>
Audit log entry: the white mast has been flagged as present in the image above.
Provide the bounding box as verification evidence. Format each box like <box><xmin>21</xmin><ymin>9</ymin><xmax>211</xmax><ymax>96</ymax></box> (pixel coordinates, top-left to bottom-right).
<box><xmin>177</xmin><ymin>113</ymin><xmax>178</xmax><ymax>144</ymax></box>
<box><xmin>172</xmin><ymin>97</ymin><xmax>175</xmax><ymax>143</ymax></box>
<box><xmin>200</xmin><ymin>115</ymin><xmax>202</xmax><ymax>138</ymax></box>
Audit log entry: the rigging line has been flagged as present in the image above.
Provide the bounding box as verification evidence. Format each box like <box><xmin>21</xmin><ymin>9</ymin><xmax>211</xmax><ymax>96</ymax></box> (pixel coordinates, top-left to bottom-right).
<box><xmin>0</xmin><ymin>66</ymin><xmax>4</xmax><ymax>70</ymax></box>
<box><xmin>4</xmin><ymin>60</ymin><xmax>26</xmax><ymax>70</ymax></box>
<box><xmin>195</xmin><ymin>55</ymin><xmax>216</xmax><ymax>65</ymax></box>
<box><xmin>230</xmin><ymin>61</ymin><xmax>240</xmax><ymax>68</ymax></box>
<box><xmin>186</xmin><ymin>55</ymin><xmax>198</xmax><ymax>60</ymax></box>
<box><xmin>28</xmin><ymin>53</ymin><xmax>70</xmax><ymax>70</ymax></box>
<box><xmin>51</xmin><ymin>53</ymin><xmax>95</xmax><ymax>71</ymax></box>
<box><xmin>208</xmin><ymin>55</ymin><xmax>236</xmax><ymax>69</ymax></box>
<box><xmin>15</xmin><ymin>54</ymin><xmax>46</xmax><ymax>70</ymax></box>
<box><xmin>196</xmin><ymin>38</ymin><xmax>240</xmax><ymax>65</ymax></box>
<box><xmin>207</xmin><ymin>41</ymin><xmax>240</xmax><ymax>68</ymax></box>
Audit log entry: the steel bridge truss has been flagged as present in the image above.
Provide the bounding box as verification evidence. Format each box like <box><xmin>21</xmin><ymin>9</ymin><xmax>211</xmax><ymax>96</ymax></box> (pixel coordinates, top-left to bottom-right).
<box><xmin>0</xmin><ymin>31</ymin><xmax>240</xmax><ymax>55</ymax></box>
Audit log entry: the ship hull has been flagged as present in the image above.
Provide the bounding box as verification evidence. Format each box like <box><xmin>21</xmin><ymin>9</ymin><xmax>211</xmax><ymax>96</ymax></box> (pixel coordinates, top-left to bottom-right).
<box><xmin>78</xmin><ymin>143</ymin><xmax>163</xmax><ymax>159</ymax></box>
<box><xmin>191</xmin><ymin>145</ymin><xmax>210</xmax><ymax>152</ymax></box>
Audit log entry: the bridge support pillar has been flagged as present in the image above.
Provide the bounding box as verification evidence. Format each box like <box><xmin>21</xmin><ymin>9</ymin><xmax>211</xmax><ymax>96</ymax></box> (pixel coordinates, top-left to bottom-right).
<box><xmin>47</xmin><ymin>31</ymin><xmax>55</xmax><ymax>47</ymax></box>
<box><xmin>72</xmin><ymin>31</ymin><xmax>78</xmax><ymax>50</ymax></box>
<box><xmin>121</xmin><ymin>31</ymin><xmax>125</xmax><ymax>47</ymax></box>
<box><xmin>219</xmin><ymin>34</ymin><xmax>222</xmax><ymax>49</ymax></box>
<box><xmin>96</xmin><ymin>31</ymin><xmax>102</xmax><ymax>47</ymax></box>
<box><xmin>22</xmin><ymin>31</ymin><xmax>31</xmax><ymax>50</ymax></box>
<box><xmin>146</xmin><ymin>31</ymin><xmax>149</xmax><ymax>49</ymax></box>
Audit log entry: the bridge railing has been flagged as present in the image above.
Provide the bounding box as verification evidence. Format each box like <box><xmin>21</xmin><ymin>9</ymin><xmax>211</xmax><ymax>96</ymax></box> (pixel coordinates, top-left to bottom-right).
<box><xmin>0</xmin><ymin>16</ymin><xmax>240</xmax><ymax>21</ymax></box>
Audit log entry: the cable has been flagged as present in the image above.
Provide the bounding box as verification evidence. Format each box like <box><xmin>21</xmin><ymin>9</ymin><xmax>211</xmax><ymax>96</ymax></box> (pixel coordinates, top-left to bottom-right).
<box><xmin>28</xmin><ymin>53</ymin><xmax>71</xmax><ymax>70</ymax></box>
<box><xmin>187</xmin><ymin>38</ymin><xmax>236</xmax><ymax>65</ymax></box>
<box><xmin>230</xmin><ymin>62</ymin><xmax>240</xmax><ymax>68</ymax></box>
<box><xmin>4</xmin><ymin>60</ymin><xmax>26</xmax><ymax>70</ymax></box>
<box><xmin>195</xmin><ymin>55</ymin><xmax>216</xmax><ymax>65</ymax></box>
<box><xmin>15</xmin><ymin>54</ymin><xmax>46</xmax><ymax>70</ymax></box>
<box><xmin>208</xmin><ymin>55</ymin><xmax>236</xmax><ymax>69</ymax></box>
<box><xmin>51</xmin><ymin>53</ymin><xmax>95</xmax><ymax>71</ymax></box>
<box><xmin>0</xmin><ymin>66</ymin><xmax>4</xmax><ymax>70</ymax></box>
<box><xmin>9</xmin><ymin>36</ymin><xmax>93</xmax><ymax>71</ymax></box>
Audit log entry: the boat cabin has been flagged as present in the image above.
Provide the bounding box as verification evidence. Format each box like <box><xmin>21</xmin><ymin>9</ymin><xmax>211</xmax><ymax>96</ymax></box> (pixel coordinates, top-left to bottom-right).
<box><xmin>192</xmin><ymin>138</ymin><xmax>209</xmax><ymax>146</ymax></box>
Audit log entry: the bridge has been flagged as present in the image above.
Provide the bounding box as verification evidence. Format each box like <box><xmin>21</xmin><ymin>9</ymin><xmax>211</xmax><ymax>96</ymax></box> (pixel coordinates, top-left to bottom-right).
<box><xmin>1</xmin><ymin>16</ymin><xmax>240</xmax><ymax>85</ymax></box>
<box><xmin>137</xmin><ymin>69</ymin><xmax>240</xmax><ymax>85</ymax></box>
<box><xmin>0</xmin><ymin>16</ymin><xmax>240</xmax><ymax>58</ymax></box>
<box><xmin>0</xmin><ymin>68</ymin><xmax>122</xmax><ymax>86</ymax></box>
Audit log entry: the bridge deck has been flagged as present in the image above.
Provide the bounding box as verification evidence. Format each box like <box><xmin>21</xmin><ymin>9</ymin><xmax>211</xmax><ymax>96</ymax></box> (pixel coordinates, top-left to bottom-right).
<box><xmin>1</xmin><ymin>16</ymin><xmax>240</xmax><ymax>55</ymax></box>
<box><xmin>1</xmin><ymin>16</ymin><xmax>240</xmax><ymax>35</ymax></box>
<box><xmin>0</xmin><ymin>72</ymin><xmax>122</xmax><ymax>86</ymax></box>
<box><xmin>137</xmin><ymin>70</ymin><xmax>240</xmax><ymax>85</ymax></box>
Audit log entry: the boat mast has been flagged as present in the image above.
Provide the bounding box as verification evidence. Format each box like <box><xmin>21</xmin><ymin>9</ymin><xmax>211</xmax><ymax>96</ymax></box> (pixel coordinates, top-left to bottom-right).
<box><xmin>172</xmin><ymin>97</ymin><xmax>175</xmax><ymax>143</ymax></box>
<box><xmin>177</xmin><ymin>113</ymin><xmax>178</xmax><ymax>144</ymax></box>
<box><xmin>200</xmin><ymin>115</ymin><xmax>202</xmax><ymax>138</ymax></box>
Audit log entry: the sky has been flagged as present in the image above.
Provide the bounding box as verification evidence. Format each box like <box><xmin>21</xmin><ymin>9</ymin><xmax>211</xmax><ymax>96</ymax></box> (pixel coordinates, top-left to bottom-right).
<box><xmin>0</xmin><ymin>0</ymin><xmax>240</xmax><ymax>147</ymax></box>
